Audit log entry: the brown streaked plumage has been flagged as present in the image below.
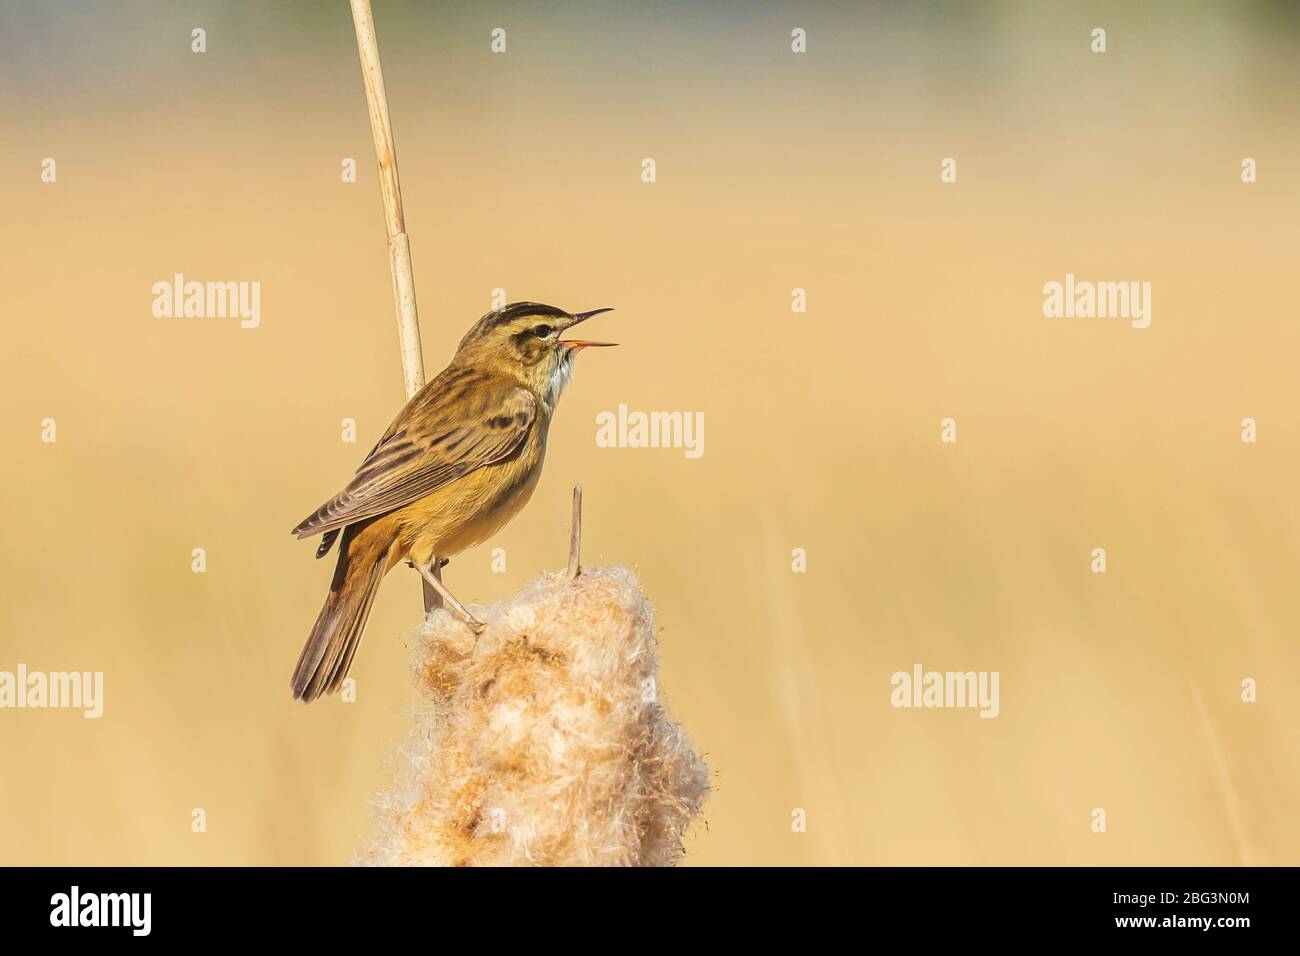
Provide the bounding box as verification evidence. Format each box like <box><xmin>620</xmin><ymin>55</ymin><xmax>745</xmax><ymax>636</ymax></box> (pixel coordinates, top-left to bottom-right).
<box><xmin>289</xmin><ymin>302</ymin><xmax>615</xmax><ymax>702</ymax></box>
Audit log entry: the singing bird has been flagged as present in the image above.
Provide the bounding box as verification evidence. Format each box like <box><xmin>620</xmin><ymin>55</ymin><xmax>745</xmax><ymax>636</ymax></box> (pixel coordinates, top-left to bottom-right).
<box><xmin>289</xmin><ymin>302</ymin><xmax>615</xmax><ymax>702</ymax></box>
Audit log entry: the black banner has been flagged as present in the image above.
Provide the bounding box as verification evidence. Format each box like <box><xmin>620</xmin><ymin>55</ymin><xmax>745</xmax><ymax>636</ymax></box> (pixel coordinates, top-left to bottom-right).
<box><xmin>0</xmin><ymin>866</ymin><xmax>1277</xmax><ymax>941</ymax></box>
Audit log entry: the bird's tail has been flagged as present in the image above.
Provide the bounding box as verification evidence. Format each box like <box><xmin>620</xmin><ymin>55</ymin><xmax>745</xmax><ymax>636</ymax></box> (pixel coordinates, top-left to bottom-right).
<box><xmin>291</xmin><ymin>524</ymin><xmax>392</xmax><ymax>702</ymax></box>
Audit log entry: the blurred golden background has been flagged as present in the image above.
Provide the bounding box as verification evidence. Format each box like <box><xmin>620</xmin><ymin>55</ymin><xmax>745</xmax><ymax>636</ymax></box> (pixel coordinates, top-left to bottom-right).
<box><xmin>1</xmin><ymin>0</ymin><xmax>1297</xmax><ymax>865</ymax></box>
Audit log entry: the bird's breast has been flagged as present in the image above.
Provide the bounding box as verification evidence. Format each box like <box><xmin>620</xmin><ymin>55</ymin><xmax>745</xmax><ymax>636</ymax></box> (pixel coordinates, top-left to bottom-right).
<box><xmin>399</xmin><ymin>426</ymin><xmax>548</xmax><ymax>564</ymax></box>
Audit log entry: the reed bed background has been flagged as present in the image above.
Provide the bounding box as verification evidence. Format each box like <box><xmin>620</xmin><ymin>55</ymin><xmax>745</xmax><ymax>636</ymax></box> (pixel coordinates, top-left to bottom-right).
<box><xmin>0</xmin><ymin>0</ymin><xmax>1297</xmax><ymax>865</ymax></box>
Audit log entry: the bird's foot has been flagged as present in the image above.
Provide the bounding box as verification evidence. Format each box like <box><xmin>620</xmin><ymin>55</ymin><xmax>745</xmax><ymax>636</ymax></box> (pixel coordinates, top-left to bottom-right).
<box><xmin>417</xmin><ymin>559</ymin><xmax>485</xmax><ymax>634</ymax></box>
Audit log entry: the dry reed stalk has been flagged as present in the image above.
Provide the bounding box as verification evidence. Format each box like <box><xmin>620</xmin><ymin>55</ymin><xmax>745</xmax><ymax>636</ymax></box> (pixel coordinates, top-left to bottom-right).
<box><xmin>349</xmin><ymin>0</ymin><xmax>424</xmax><ymax>400</ymax></box>
<box><xmin>348</xmin><ymin>0</ymin><xmax>442</xmax><ymax>609</ymax></box>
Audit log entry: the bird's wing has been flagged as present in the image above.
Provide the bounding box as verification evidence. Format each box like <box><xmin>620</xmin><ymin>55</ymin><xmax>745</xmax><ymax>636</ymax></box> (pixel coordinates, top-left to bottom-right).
<box><xmin>292</xmin><ymin>376</ymin><xmax>537</xmax><ymax>539</ymax></box>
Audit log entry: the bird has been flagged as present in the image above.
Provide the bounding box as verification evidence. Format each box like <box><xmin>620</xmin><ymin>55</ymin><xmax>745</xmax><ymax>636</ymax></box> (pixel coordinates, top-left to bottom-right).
<box><xmin>289</xmin><ymin>302</ymin><xmax>615</xmax><ymax>702</ymax></box>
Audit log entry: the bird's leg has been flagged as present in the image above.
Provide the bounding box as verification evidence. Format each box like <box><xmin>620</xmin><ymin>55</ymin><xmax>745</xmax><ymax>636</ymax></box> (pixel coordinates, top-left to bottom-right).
<box><xmin>415</xmin><ymin>557</ymin><xmax>451</xmax><ymax>612</ymax></box>
<box><xmin>407</xmin><ymin>557</ymin><xmax>449</xmax><ymax>570</ymax></box>
<box><xmin>417</xmin><ymin>559</ymin><xmax>485</xmax><ymax>634</ymax></box>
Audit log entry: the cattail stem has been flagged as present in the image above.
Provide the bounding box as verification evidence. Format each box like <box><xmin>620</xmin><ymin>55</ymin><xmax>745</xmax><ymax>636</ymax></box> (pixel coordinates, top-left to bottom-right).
<box><xmin>349</xmin><ymin>0</ymin><xmax>440</xmax><ymax>611</ymax></box>
<box><xmin>567</xmin><ymin>484</ymin><xmax>582</xmax><ymax>578</ymax></box>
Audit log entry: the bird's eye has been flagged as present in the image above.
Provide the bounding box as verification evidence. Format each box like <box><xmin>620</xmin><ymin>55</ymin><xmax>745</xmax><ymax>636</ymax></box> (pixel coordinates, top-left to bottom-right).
<box><xmin>532</xmin><ymin>325</ymin><xmax>555</xmax><ymax>339</ymax></box>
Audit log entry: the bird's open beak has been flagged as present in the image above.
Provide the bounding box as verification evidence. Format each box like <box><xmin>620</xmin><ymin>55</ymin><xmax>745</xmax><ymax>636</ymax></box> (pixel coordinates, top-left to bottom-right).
<box><xmin>561</xmin><ymin>307</ymin><xmax>617</xmax><ymax>349</ymax></box>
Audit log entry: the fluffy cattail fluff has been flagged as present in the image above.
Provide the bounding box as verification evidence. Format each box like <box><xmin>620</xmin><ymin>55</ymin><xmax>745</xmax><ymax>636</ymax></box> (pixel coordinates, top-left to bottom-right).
<box><xmin>356</xmin><ymin>565</ymin><xmax>710</xmax><ymax>866</ymax></box>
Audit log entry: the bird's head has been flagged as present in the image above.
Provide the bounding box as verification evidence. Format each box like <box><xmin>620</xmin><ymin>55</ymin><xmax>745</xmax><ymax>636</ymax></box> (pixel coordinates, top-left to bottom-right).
<box><xmin>455</xmin><ymin>302</ymin><xmax>616</xmax><ymax>406</ymax></box>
